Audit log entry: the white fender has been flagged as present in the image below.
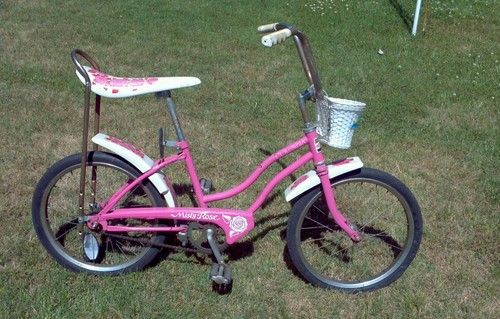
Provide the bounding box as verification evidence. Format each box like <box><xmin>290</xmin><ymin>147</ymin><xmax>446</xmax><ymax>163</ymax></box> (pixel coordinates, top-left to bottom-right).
<box><xmin>284</xmin><ymin>157</ymin><xmax>363</xmax><ymax>202</ymax></box>
<box><xmin>91</xmin><ymin>133</ymin><xmax>176</xmax><ymax>207</ymax></box>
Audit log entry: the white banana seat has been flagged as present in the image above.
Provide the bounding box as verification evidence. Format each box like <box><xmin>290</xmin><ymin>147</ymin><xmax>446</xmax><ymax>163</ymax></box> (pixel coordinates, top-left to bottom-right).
<box><xmin>76</xmin><ymin>66</ymin><xmax>201</xmax><ymax>98</ymax></box>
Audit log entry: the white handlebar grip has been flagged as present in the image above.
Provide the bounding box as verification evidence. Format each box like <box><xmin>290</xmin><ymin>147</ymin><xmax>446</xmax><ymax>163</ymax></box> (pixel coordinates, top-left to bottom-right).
<box><xmin>257</xmin><ymin>23</ymin><xmax>278</xmax><ymax>33</ymax></box>
<box><xmin>261</xmin><ymin>29</ymin><xmax>292</xmax><ymax>47</ymax></box>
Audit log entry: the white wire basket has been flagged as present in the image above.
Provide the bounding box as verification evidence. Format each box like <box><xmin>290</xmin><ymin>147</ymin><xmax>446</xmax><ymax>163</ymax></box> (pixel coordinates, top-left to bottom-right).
<box><xmin>315</xmin><ymin>96</ymin><xmax>366</xmax><ymax>149</ymax></box>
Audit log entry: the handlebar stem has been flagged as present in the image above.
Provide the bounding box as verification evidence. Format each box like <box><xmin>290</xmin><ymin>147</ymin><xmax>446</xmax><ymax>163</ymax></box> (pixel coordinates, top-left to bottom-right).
<box><xmin>291</xmin><ymin>32</ymin><xmax>323</xmax><ymax>100</ymax></box>
<box><xmin>260</xmin><ymin>23</ymin><xmax>324</xmax><ymax>100</ymax></box>
<box><xmin>297</xmin><ymin>90</ymin><xmax>311</xmax><ymax>125</ymax></box>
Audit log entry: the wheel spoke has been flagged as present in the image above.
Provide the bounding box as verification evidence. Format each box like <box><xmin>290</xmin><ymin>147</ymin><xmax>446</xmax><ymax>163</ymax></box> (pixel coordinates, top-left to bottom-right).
<box><xmin>287</xmin><ymin>169</ymin><xmax>422</xmax><ymax>291</ymax></box>
<box><xmin>33</xmin><ymin>153</ymin><xmax>168</xmax><ymax>274</ymax></box>
<box><xmin>300</xmin><ymin>225</ymin><xmax>334</xmax><ymax>230</ymax></box>
<box><xmin>362</xmin><ymin>234</ymin><xmax>403</xmax><ymax>252</ymax></box>
<box><xmin>53</xmin><ymin>218</ymin><xmax>80</xmax><ymax>240</ymax></box>
<box><xmin>312</xmin><ymin>204</ymin><xmax>329</xmax><ymax>217</ymax></box>
<box><xmin>358</xmin><ymin>209</ymin><xmax>387</xmax><ymax>231</ymax></box>
<box><xmin>55</xmin><ymin>225</ymin><xmax>76</xmax><ymax>241</ymax></box>
<box><xmin>114</xmin><ymin>239</ymin><xmax>129</xmax><ymax>256</ymax></box>
<box><xmin>303</xmin><ymin>216</ymin><xmax>337</xmax><ymax>233</ymax></box>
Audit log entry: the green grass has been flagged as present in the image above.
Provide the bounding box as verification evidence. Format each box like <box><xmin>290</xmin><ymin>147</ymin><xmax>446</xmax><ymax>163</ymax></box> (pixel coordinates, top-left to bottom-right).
<box><xmin>1</xmin><ymin>0</ymin><xmax>498</xmax><ymax>317</ymax></box>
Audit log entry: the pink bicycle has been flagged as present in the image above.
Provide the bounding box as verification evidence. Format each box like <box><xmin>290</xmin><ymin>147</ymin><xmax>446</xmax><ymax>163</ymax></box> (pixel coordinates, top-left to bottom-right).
<box><xmin>32</xmin><ymin>23</ymin><xmax>422</xmax><ymax>293</ymax></box>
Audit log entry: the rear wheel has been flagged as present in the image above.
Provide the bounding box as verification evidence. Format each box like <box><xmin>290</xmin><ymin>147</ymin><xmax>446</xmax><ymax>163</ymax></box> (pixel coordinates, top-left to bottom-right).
<box><xmin>286</xmin><ymin>168</ymin><xmax>423</xmax><ymax>292</ymax></box>
<box><xmin>32</xmin><ymin>151</ymin><xmax>169</xmax><ymax>275</ymax></box>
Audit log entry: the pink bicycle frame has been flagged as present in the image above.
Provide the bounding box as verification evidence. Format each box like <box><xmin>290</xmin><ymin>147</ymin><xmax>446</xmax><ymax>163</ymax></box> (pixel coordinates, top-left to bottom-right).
<box><xmin>88</xmin><ymin>129</ymin><xmax>360</xmax><ymax>244</ymax></box>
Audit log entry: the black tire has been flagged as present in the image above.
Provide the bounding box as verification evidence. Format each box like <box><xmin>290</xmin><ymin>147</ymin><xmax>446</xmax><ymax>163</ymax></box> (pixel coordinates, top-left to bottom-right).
<box><xmin>32</xmin><ymin>151</ymin><xmax>168</xmax><ymax>275</ymax></box>
<box><xmin>286</xmin><ymin>167</ymin><xmax>423</xmax><ymax>292</ymax></box>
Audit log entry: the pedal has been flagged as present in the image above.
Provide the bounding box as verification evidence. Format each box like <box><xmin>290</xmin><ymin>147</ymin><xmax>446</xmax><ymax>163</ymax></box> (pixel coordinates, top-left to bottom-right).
<box><xmin>199</xmin><ymin>178</ymin><xmax>214</xmax><ymax>194</ymax></box>
<box><xmin>210</xmin><ymin>263</ymin><xmax>232</xmax><ymax>285</ymax></box>
<box><xmin>206</xmin><ymin>226</ymin><xmax>233</xmax><ymax>293</ymax></box>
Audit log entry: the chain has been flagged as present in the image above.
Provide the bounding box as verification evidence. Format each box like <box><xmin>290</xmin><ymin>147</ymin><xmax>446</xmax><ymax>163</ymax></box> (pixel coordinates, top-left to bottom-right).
<box><xmin>102</xmin><ymin>232</ymin><xmax>209</xmax><ymax>255</ymax></box>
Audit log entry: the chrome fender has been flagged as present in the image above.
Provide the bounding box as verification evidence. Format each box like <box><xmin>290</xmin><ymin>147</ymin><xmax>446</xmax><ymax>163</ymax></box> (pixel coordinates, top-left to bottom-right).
<box><xmin>284</xmin><ymin>157</ymin><xmax>363</xmax><ymax>202</ymax></box>
<box><xmin>91</xmin><ymin>133</ymin><xmax>176</xmax><ymax>207</ymax></box>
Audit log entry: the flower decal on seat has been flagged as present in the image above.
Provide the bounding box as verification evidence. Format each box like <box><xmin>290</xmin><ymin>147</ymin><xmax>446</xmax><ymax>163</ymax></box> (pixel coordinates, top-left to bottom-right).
<box><xmin>88</xmin><ymin>68</ymin><xmax>159</xmax><ymax>88</ymax></box>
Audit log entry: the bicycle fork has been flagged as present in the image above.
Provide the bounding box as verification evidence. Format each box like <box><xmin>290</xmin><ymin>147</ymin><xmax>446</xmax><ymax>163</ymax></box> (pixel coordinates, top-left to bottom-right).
<box><xmin>316</xmin><ymin>165</ymin><xmax>361</xmax><ymax>242</ymax></box>
<box><xmin>304</xmin><ymin>128</ymin><xmax>361</xmax><ymax>242</ymax></box>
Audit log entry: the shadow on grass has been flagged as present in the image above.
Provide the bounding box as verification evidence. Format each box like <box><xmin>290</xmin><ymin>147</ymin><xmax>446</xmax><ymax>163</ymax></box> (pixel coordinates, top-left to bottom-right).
<box><xmin>280</xmin><ymin>223</ymin><xmax>404</xmax><ymax>287</ymax></box>
<box><xmin>152</xmin><ymin>147</ymin><xmax>302</xmax><ymax>272</ymax></box>
<box><xmin>162</xmin><ymin>146</ymin><xmax>300</xmax><ymax>263</ymax></box>
<box><xmin>258</xmin><ymin>148</ymin><xmax>297</xmax><ymax>183</ymax></box>
<box><xmin>172</xmin><ymin>183</ymin><xmax>197</xmax><ymax>205</ymax></box>
<box><xmin>150</xmin><ymin>209</ymin><xmax>292</xmax><ymax>275</ymax></box>
<box><xmin>171</xmin><ymin>147</ymin><xmax>297</xmax><ymax>206</ymax></box>
<box><xmin>282</xmin><ymin>245</ymin><xmax>306</xmax><ymax>283</ymax></box>
<box><xmin>388</xmin><ymin>0</ymin><xmax>413</xmax><ymax>33</ymax></box>
<box><xmin>157</xmin><ymin>210</ymin><xmax>290</xmax><ymax>266</ymax></box>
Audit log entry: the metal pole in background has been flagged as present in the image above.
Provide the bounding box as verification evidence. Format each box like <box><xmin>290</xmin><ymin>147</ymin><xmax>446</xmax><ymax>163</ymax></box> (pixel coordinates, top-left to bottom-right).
<box><xmin>412</xmin><ymin>0</ymin><xmax>423</xmax><ymax>36</ymax></box>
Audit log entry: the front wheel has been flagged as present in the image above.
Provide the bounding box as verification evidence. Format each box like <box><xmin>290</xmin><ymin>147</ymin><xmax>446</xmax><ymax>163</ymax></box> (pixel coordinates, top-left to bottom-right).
<box><xmin>286</xmin><ymin>168</ymin><xmax>423</xmax><ymax>292</ymax></box>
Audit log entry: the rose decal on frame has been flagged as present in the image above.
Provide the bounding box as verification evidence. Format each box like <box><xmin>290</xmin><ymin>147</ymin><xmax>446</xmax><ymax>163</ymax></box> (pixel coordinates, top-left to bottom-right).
<box><xmin>223</xmin><ymin>215</ymin><xmax>248</xmax><ymax>238</ymax></box>
<box><xmin>230</xmin><ymin>216</ymin><xmax>248</xmax><ymax>232</ymax></box>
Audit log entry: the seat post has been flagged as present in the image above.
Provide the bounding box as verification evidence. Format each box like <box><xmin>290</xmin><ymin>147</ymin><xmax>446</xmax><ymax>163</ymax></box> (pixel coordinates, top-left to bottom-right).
<box><xmin>162</xmin><ymin>90</ymin><xmax>186</xmax><ymax>141</ymax></box>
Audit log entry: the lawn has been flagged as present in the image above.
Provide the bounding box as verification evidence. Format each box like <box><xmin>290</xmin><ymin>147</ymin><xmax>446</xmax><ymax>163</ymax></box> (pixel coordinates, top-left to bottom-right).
<box><xmin>0</xmin><ymin>0</ymin><xmax>498</xmax><ymax>318</ymax></box>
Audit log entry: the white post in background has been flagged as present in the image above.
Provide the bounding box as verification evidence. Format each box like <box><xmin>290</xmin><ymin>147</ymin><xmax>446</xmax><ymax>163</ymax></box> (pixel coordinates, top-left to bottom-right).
<box><xmin>412</xmin><ymin>0</ymin><xmax>423</xmax><ymax>36</ymax></box>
